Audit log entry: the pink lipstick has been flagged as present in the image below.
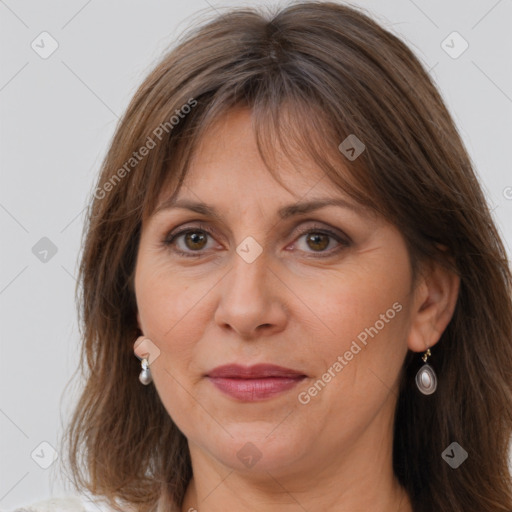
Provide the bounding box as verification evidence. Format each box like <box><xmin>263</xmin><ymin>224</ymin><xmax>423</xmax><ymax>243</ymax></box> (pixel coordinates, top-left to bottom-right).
<box><xmin>206</xmin><ymin>363</ymin><xmax>306</xmax><ymax>401</ymax></box>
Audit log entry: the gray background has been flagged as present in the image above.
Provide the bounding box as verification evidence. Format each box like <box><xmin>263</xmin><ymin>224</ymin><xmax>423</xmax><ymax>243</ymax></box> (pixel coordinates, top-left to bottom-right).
<box><xmin>1</xmin><ymin>0</ymin><xmax>511</xmax><ymax>508</ymax></box>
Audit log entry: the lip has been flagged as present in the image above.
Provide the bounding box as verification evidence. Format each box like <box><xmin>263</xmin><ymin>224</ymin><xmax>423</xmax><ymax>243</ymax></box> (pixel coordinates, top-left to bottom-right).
<box><xmin>206</xmin><ymin>364</ymin><xmax>307</xmax><ymax>401</ymax></box>
<box><xmin>207</xmin><ymin>363</ymin><xmax>306</xmax><ymax>379</ymax></box>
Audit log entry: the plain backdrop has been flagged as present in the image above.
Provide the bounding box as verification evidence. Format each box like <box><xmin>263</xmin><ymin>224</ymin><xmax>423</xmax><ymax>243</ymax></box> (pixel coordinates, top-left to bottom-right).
<box><xmin>1</xmin><ymin>0</ymin><xmax>511</xmax><ymax>508</ymax></box>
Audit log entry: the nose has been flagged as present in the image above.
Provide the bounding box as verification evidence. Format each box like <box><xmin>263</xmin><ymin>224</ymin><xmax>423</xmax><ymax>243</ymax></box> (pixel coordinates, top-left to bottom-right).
<box><xmin>213</xmin><ymin>246</ymin><xmax>288</xmax><ymax>340</ymax></box>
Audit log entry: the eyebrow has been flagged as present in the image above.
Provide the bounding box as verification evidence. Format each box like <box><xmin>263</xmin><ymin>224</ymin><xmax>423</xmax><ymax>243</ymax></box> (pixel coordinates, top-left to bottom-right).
<box><xmin>153</xmin><ymin>196</ymin><xmax>374</xmax><ymax>220</ymax></box>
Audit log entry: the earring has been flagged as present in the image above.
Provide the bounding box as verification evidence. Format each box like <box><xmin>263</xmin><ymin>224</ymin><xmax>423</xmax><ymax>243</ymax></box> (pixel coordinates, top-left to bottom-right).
<box><xmin>134</xmin><ymin>335</ymin><xmax>154</xmax><ymax>385</ymax></box>
<box><xmin>139</xmin><ymin>357</ymin><xmax>152</xmax><ymax>385</ymax></box>
<box><xmin>415</xmin><ymin>348</ymin><xmax>437</xmax><ymax>395</ymax></box>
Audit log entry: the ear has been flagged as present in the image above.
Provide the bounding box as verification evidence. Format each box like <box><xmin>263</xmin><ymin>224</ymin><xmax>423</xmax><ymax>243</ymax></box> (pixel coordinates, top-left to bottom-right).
<box><xmin>133</xmin><ymin>335</ymin><xmax>161</xmax><ymax>364</ymax></box>
<box><xmin>133</xmin><ymin>335</ymin><xmax>151</xmax><ymax>360</ymax></box>
<box><xmin>407</xmin><ymin>256</ymin><xmax>460</xmax><ymax>352</ymax></box>
<box><xmin>135</xmin><ymin>312</ymin><xmax>145</xmax><ymax>344</ymax></box>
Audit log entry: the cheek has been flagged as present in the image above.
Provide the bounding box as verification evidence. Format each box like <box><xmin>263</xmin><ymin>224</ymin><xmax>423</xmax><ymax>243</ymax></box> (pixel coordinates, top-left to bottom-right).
<box><xmin>134</xmin><ymin>252</ymin><xmax>199</xmax><ymax>362</ymax></box>
<box><xmin>294</xmin><ymin>246</ymin><xmax>411</xmax><ymax>400</ymax></box>
<box><xmin>294</xmin><ymin>274</ymin><xmax>410</xmax><ymax>443</ymax></box>
<box><xmin>296</xmin><ymin>252</ymin><xmax>410</xmax><ymax>348</ymax></box>
<box><xmin>134</xmin><ymin>257</ymin><xmax>208</xmax><ymax>425</ymax></box>
<box><xmin>135</xmin><ymin>246</ymin><xmax>201</xmax><ymax>334</ymax></box>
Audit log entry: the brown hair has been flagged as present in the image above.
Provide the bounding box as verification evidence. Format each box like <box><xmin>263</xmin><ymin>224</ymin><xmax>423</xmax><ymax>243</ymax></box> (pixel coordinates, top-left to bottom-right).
<box><xmin>59</xmin><ymin>2</ymin><xmax>512</xmax><ymax>511</ymax></box>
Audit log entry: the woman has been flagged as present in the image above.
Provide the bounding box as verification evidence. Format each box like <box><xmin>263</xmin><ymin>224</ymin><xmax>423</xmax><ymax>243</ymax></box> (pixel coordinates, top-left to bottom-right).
<box><xmin>14</xmin><ymin>1</ymin><xmax>512</xmax><ymax>511</ymax></box>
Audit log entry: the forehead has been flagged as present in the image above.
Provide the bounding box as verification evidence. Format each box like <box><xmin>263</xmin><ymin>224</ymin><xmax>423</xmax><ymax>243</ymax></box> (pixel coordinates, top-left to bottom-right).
<box><xmin>147</xmin><ymin>101</ymin><xmax>381</xmax><ymax>227</ymax></box>
<box><xmin>152</xmin><ymin>109</ymin><xmax>377</xmax><ymax>223</ymax></box>
<box><xmin>159</xmin><ymin>106</ymin><xmax>342</xmax><ymax>204</ymax></box>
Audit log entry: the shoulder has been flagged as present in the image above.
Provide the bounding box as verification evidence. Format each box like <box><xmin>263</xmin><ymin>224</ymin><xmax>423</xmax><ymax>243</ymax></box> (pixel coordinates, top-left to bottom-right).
<box><xmin>7</xmin><ymin>494</ymin><xmax>112</xmax><ymax>512</ymax></box>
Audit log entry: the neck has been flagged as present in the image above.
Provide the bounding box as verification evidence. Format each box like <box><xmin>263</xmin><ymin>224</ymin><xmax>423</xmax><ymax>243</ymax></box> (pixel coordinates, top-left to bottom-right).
<box><xmin>181</xmin><ymin>460</ymin><xmax>411</xmax><ymax>512</ymax></box>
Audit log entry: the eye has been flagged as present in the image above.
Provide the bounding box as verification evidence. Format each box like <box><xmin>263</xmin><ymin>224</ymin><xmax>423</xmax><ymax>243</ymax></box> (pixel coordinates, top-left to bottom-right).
<box><xmin>162</xmin><ymin>222</ymin><xmax>351</xmax><ymax>258</ymax></box>
<box><xmin>163</xmin><ymin>223</ymin><xmax>216</xmax><ymax>257</ymax></box>
<box><xmin>291</xmin><ymin>224</ymin><xmax>351</xmax><ymax>257</ymax></box>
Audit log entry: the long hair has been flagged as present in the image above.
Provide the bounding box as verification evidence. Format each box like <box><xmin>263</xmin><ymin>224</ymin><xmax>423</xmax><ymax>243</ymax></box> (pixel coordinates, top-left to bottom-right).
<box><xmin>59</xmin><ymin>2</ymin><xmax>512</xmax><ymax>511</ymax></box>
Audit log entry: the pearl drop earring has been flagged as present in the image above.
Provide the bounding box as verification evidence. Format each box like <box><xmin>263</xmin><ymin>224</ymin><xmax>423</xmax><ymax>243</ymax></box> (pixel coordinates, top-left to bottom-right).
<box><xmin>134</xmin><ymin>335</ymin><xmax>154</xmax><ymax>386</ymax></box>
<box><xmin>139</xmin><ymin>357</ymin><xmax>152</xmax><ymax>385</ymax></box>
<box><xmin>415</xmin><ymin>348</ymin><xmax>437</xmax><ymax>395</ymax></box>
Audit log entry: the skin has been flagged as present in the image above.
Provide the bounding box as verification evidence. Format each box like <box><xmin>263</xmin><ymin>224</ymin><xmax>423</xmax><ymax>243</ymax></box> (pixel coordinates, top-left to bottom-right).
<box><xmin>133</xmin><ymin>107</ymin><xmax>460</xmax><ymax>512</ymax></box>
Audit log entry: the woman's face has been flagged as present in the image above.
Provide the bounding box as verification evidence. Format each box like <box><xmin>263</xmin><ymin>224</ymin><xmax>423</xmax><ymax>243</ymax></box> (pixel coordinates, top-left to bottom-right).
<box><xmin>134</xmin><ymin>107</ymin><xmax>420</xmax><ymax>480</ymax></box>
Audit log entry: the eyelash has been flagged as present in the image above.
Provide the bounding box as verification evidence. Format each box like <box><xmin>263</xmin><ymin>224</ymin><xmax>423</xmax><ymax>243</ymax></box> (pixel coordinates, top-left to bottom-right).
<box><xmin>162</xmin><ymin>222</ymin><xmax>352</xmax><ymax>259</ymax></box>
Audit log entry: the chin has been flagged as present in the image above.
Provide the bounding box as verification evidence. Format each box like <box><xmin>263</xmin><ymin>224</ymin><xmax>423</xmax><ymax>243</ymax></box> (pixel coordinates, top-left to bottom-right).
<box><xmin>193</xmin><ymin>422</ymin><xmax>312</xmax><ymax>476</ymax></box>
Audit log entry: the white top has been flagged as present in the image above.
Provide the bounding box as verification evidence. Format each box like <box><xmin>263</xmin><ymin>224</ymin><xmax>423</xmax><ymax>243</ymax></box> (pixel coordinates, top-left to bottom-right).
<box><xmin>6</xmin><ymin>495</ymin><xmax>113</xmax><ymax>512</ymax></box>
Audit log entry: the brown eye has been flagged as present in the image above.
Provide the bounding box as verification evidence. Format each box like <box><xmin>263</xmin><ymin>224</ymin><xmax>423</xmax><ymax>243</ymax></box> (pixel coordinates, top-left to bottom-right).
<box><xmin>293</xmin><ymin>226</ymin><xmax>350</xmax><ymax>257</ymax></box>
<box><xmin>163</xmin><ymin>226</ymin><xmax>216</xmax><ymax>257</ymax></box>
<box><xmin>183</xmin><ymin>231</ymin><xmax>208</xmax><ymax>251</ymax></box>
<box><xmin>305</xmin><ymin>232</ymin><xmax>330</xmax><ymax>252</ymax></box>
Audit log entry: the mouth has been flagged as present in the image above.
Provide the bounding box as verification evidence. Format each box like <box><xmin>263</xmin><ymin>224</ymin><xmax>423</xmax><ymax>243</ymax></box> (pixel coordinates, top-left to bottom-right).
<box><xmin>206</xmin><ymin>364</ymin><xmax>307</xmax><ymax>401</ymax></box>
